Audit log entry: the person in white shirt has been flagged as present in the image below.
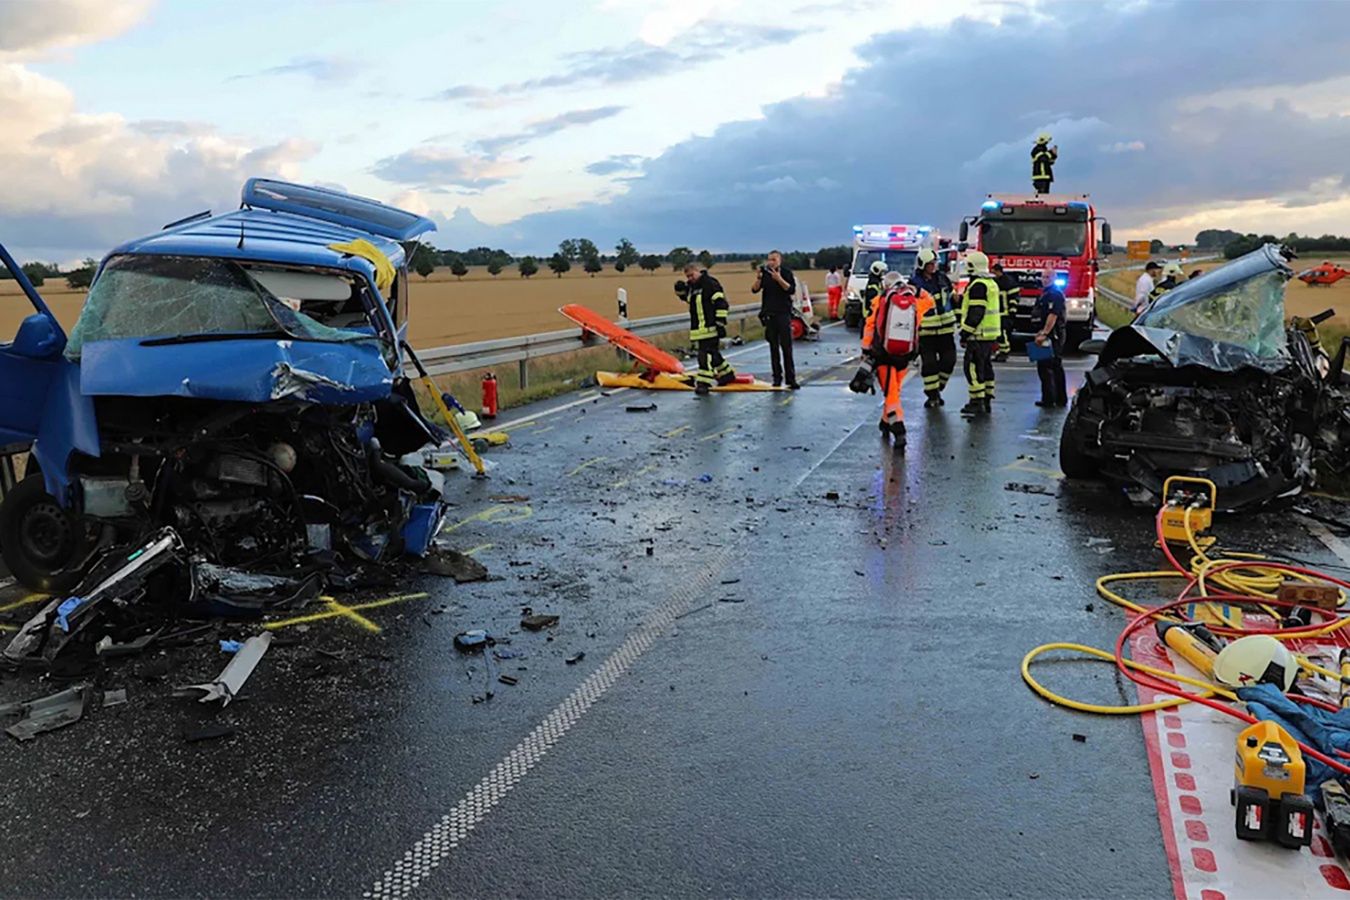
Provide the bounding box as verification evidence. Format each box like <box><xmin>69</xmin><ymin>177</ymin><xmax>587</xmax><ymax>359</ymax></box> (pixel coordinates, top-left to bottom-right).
<box><xmin>825</xmin><ymin>265</ymin><xmax>843</xmax><ymax>320</ymax></box>
<box><xmin>1134</xmin><ymin>261</ymin><xmax>1161</xmax><ymax>313</ymax></box>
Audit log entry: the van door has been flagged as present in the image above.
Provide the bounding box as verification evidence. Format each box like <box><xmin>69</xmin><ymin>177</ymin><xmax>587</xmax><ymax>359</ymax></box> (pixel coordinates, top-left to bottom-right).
<box><xmin>0</xmin><ymin>243</ymin><xmax>65</xmax><ymax>447</ymax></box>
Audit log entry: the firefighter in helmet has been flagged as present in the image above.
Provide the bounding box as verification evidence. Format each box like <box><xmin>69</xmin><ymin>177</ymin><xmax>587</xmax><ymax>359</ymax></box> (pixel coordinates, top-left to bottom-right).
<box><xmin>959</xmin><ymin>251</ymin><xmax>1002</xmax><ymax>417</ymax></box>
<box><xmin>909</xmin><ymin>248</ymin><xmax>957</xmax><ymax>408</ymax></box>
<box><xmin>1149</xmin><ymin>262</ymin><xmax>1184</xmax><ymax>305</ymax></box>
<box><xmin>860</xmin><ymin>259</ymin><xmax>887</xmax><ymax>335</ymax></box>
<box><xmin>850</xmin><ymin>271</ymin><xmax>935</xmax><ymax>448</ymax></box>
<box><xmin>990</xmin><ymin>261</ymin><xmax>1019</xmax><ymax>363</ymax></box>
<box><xmin>677</xmin><ymin>262</ymin><xmax>734</xmax><ymax>395</ymax></box>
<box><xmin>1032</xmin><ymin>132</ymin><xmax>1058</xmax><ymax>194</ymax></box>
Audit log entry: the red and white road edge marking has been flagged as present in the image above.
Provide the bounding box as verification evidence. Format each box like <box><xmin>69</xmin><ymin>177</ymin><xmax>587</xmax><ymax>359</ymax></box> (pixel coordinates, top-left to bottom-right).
<box><xmin>1134</xmin><ymin>631</ymin><xmax>1350</xmax><ymax>899</ymax></box>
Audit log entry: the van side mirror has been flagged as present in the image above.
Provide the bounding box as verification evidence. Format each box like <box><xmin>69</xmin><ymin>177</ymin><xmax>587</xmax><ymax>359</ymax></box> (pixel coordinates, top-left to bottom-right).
<box><xmin>11</xmin><ymin>312</ymin><xmax>63</xmax><ymax>359</ymax></box>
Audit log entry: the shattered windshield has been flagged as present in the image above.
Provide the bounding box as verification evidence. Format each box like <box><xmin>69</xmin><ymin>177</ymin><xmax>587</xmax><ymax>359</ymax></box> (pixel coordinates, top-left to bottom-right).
<box><xmin>65</xmin><ymin>255</ymin><xmax>374</xmax><ymax>361</ymax></box>
<box><xmin>1134</xmin><ymin>244</ymin><xmax>1291</xmax><ymax>363</ymax></box>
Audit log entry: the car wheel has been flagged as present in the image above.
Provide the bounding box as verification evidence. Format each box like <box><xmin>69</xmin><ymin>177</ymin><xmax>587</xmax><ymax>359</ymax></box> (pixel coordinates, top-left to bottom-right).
<box><xmin>844</xmin><ymin>312</ymin><xmax>859</xmax><ymax>329</ymax></box>
<box><xmin>0</xmin><ymin>476</ymin><xmax>91</xmax><ymax>593</ymax></box>
<box><xmin>1066</xmin><ymin>322</ymin><xmax>1093</xmax><ymax>354</ymax></box>
<box><xmin>1059</xmin><ymin>407</ymin><xmax>1100</xmax><ymax>479</ymax></box>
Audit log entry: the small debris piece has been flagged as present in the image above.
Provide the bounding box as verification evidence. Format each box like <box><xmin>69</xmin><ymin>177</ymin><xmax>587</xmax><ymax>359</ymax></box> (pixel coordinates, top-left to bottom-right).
<box><xmin>697</xmin><ymin>474</ymin><xmax>714</xmax><ymax>483</ymax></box>
<box><xmin>455</xmin><ymin>630</ymin><xmax>491</xmax><ymax>652</ymax></box>
<box><xmin>102</xmin><ymin>689</ymin><xmax>128</xmax><ymax>708</ymax></box>
<box><xmin>498</xmin><ymin>674</ymin><xmax>519</xmax><ymax>686</ymax></box>
<box><xmin>1004</xmin><ymin>482</ymin><xmax>1053</xmax><ymax>496</ymax></box>
<box><xmin>173</xmin><ymin>633</ymin><xmax>273</xmax><ymax>706</ymax></box>
<box><xmin>646</xmin><ymin>546</ymin><xmax>654</xmax><ymax>557</ymax></box>
<box><xmin>493</xmin><ymin>648</ymin><xmax>520</xmax><ymax>660</ymax></box>
<box><xmin>0</xmin><ymin>683</ymin><xmax>92</xmax><ymax>742</ymax></box>
<box><xmin>424</xmin><ymin>548</ymin><xmax>489</xmax><ymax>583</ymax></box>
<box><xmin>718</xmin><ymin>597</ymin><xmax>745</xmax><ymax>604</ymax></box>
<box><xmin>825</xmin><ymin>491</ymin><xmax>840</xmax><ymax>501</ymax></box>
<box><xmin>565</xmin><ymin>652</ymin><xmax>586</xmax><ymax>665</ymax></box>
<box><xmin>219</xmin><ymin>639</ymin><xmax>243</xmax><ymax>654</ymax></box>
<box><xmin>95</xmin><ymin>630</ymin><xmax>161</xmax><ymax>657</ymax></box>
<box><xmin>1085</xmin><ymin>603</ymin><xmax>1096</xmax><ymax>613</ymax></box>
<box><xmin>489</xmin><ymin>494</ymin><xmax>529</xmax><ymax>503</ymax></box>
<box><xmin>521</xmin><ymin>614</ymin><xmax>559</xmax><ymax>631</ymax></box>
<box><xmin>854</xmin><ymin>570</ymin><xmax>865</xmax><ymax>577</ymax></box>
<box><xmin>625</xmin><ymin>404</ymin><xmax>657</xmax><ymax>413</ymax></box>
<box><xmin>721</xmin><ymin>578</ymin><xmax>741</xmax><ymax>585</ymax></box>
<box><xmin>1029</xmin><ymin>773</ymin><xmax>1041</xmax><ymax>780</ymax></box>
<box><xmin>1072</xmin><ymin>733</ymin><xmax>1087</xmax><ymax>743</ymax></box>
<box><xmin>182</xmin><ymin>722</ymin><xmax>236</xmax><ymax>743</ymax></box>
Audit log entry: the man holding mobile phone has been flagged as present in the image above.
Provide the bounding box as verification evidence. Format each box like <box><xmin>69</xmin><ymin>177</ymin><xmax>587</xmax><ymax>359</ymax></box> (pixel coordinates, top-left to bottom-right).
<box><xmin>751</xmin><ymin>250</ymin><xmax>799</xmax><ymax>389</ymax></box>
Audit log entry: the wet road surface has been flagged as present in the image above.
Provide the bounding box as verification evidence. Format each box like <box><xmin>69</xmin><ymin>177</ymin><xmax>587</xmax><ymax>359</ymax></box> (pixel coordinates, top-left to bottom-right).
<box><xmin>1</xmin><ymin>322</ymin><xmax>1345</xmax><ymax>898</ymax></box>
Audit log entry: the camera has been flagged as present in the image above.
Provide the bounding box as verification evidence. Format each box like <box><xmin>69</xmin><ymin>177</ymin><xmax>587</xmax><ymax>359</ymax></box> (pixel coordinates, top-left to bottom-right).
<box><xmin>673</xmin><ymin>279</ymin><xmax>690</xmax><ymax>299</ymax></box>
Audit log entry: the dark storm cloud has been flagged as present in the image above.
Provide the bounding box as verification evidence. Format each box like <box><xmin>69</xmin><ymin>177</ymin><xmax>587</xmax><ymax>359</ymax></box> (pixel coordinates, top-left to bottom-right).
<box><xmin>476</xmin><ymin>0</ymin><xmax>1350</xmax><ymax>252</ymax></box>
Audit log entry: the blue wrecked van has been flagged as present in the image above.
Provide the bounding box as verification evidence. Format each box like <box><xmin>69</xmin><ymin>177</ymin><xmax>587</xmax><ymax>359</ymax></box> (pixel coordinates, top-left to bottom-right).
<box><xmin>0</xmin><ymin>179</ymin><xmax>453</xmax><ymax>599</ymax></box>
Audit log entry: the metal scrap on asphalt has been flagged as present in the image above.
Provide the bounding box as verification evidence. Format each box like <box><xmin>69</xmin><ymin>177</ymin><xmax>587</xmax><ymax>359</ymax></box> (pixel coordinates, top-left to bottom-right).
<box><xmin>173</xmin><ymin>633</ymin><xmax>273</xmax><ymax>706</ymax></box>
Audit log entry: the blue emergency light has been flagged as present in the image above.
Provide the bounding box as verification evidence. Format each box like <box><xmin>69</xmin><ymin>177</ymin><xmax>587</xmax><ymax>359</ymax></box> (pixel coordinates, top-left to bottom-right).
<box><xmin>982</xmin><ymin>200</ymin><xmax>999</xmax><ymax>210</ymax></box>
<box><xmin>1053</xmin><ymin>271</ymin><xmax>1069</xmax><ymax>289</ymax></box>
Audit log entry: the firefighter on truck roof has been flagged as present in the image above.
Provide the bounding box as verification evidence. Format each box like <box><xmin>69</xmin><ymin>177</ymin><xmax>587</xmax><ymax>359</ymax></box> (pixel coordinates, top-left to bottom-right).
<box><xmin>850</xmin><ymin>270</ymin><xmax>935</xmax><ymax>450</ymax></box>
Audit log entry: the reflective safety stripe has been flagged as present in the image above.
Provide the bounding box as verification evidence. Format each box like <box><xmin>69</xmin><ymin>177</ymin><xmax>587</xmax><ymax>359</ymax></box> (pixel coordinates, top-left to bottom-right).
<box><xmin>963</xmin><ymin>277</ymin><xmax>1003</xmax><ymax>341</ymax></box>
<box><xmin>1032</xmin><ymin>149</ymin><xmax>1054</xmax><ymax>178</ymax></box>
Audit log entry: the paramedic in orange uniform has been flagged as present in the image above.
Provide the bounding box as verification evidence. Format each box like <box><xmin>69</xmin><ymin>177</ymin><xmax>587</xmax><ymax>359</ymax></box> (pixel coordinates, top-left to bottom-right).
<box><xmin>849</xmin><ymin>271</ymin><xmax>935</xmax><ymax>449</ymax></box>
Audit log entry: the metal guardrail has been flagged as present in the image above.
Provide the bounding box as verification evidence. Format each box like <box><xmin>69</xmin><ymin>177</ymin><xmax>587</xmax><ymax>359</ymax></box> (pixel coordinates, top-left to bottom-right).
<box><xmin>415</xmin><ymin>301</ymin><xmax>770</xmax><ymax>386</ymax></box>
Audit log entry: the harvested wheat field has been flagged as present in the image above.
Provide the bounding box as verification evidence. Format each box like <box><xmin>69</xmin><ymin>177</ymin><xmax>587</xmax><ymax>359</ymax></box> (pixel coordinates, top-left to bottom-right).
<box><xmin>1</xmin><ymin>265</ymin><xmax>828</xmax><ymax>349</ymax></box>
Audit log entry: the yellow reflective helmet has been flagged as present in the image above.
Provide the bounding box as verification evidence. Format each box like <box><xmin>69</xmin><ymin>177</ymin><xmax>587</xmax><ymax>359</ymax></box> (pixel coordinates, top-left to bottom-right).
<box><xmin>917</xmin><ymin>248</ymin><xmax>937</xmax><ymax>266</ymax></box>
<box><xmin>869</xmin><ymin>260</ymin><xmax>888</xmax><ymax>276</ymax></box>
<box><xmin>1213</xmin><ymin>635</ymin><xmax>1297</xmax><ymax>691</ymax></box>
<box><xmin>1162</xmin><ymin>262</ymin><xmax>1185</xmax><ymax>279</ymax></box>
<box><xmin>965</xmin><ymin>251</ymin><xmax>990</xmax><ymax>276</ymax></box>
<box><xmin>1036</xmin><ymin>132</ymin><xmax>1052</xmax><ymax>144</ymax></box>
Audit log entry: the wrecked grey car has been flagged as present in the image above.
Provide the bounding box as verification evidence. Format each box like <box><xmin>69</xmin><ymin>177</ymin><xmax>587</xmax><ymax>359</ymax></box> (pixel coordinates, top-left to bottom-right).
<box><xmin>1060</xmin><ymin>244</ymin><xmax>1350</xmax><ymax>510</ymax></box>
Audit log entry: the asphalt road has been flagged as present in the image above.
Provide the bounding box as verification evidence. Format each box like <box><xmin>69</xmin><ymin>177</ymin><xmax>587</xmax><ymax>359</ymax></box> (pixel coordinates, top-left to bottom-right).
<box><xmin>0</xmin><ymin>323</ymin><xmax>1344</xmax><ymax>898</ymax></box>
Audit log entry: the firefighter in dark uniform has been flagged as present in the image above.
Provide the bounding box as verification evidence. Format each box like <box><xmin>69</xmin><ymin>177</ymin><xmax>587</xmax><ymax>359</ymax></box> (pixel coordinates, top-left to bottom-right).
<box><xmin>959</xmin><ymin>251</ymin><xmax>1002</xmax><ymax>417</ymax></box>
<box><xmin>861</xmin><ymin>259</ymin><xmax>887</xmax><ymax>335</ymax></box>
<box><xmin>1148</xmin><ymin>262</ymin><xmax>1184</xmax><ymax>306</ymax></box>
<box><xmin>677</xmin><ymin>262</ymin><xmax>734</xmax><ymax>395</ymax></box>
<box><xmin>1032</xmin><ymin>132</ymin><xmax>1057</xmax><ymax>194</ymax></box>
<box><xmin>910</xmin><ymin>248</ymin><xmax>957</xmax><ymax>408</ymax></box>
<box><xmin>990</xmin><ymin>261</ymin><xmax>1019</xmax><ymax>363</ymax></box>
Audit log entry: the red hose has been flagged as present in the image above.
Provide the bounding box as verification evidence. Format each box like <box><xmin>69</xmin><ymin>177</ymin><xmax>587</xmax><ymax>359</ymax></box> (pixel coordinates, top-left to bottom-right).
<box><xmin>1109</xmin><ymin>510</ymin><xmax>1350</xmax><ymax>777</ymax></box>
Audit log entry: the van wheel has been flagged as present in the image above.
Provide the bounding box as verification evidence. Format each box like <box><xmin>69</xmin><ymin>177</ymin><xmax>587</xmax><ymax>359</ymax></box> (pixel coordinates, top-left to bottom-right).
<box><xmin>1059</xmin><ymin>407</ymin><xmax>1100</xmax><ymax>480</ymax></box>
<box><xmin>0</xmin><ymin>476</ymin><xmax>90</xmax><ymax>593</ymax></box>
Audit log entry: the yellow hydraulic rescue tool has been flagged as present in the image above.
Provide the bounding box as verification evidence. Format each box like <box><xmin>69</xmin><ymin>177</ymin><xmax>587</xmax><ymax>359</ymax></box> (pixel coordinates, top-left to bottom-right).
<box><xmin>1232</xmin><ymin>720</ymin><xmax>1313</xmax><ymax>849</ymax></box>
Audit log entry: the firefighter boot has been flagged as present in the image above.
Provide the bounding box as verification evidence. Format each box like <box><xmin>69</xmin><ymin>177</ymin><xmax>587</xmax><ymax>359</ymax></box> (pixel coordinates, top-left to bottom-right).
<box><xmin>716</xmin><ymin>372</ymin><xmax>737</xmax><ymax>387</ymax></box>
<box><xmin>924</xmin><ymin>391</ymin><xmax>942</xmax><ymax>409</ymax></box>
<box><xmin>889</xmin><ymin>420</ymin><xmax>907</xmax><ymax>449</ymax></box>
<box><xmin>694</xmin><ymin>383</ymin><xmax>711</xmax><ymax>396</ymax></box>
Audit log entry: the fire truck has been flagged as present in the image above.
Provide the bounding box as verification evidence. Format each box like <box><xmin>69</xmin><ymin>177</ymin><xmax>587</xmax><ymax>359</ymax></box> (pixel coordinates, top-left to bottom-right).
<box><xmin>957</xmin><ymin>194</ymin><xmax>1112</xmax><ymax>349</ymax></box>
<box><xmin>843</xmin><ymin>224</ymin><xmax>951</xmax><ymax>330</ymax></box>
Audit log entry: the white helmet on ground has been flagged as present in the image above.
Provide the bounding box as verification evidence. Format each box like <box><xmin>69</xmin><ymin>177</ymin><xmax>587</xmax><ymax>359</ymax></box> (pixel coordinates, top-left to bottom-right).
<box><xmin>869</xmin><ymin>260</ymin><xmax>888</xmax><ymax>276</ymax></box>
<box><xmin>1213</xmin><ymin>635</ymin><xmax>1297</xmax><ymax>691</ymax></box>
<box><xmin>965</xmin><ymin>251</ymin><xmax>990</xmax><ymax>277</ymax></box>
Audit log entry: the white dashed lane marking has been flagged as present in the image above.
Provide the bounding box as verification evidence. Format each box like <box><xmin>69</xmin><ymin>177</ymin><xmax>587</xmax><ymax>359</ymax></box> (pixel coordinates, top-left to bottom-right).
<box><xmin>365</xmin><ymin>543</ymin><xmax>744</xmax><ymax>899</ymax></box>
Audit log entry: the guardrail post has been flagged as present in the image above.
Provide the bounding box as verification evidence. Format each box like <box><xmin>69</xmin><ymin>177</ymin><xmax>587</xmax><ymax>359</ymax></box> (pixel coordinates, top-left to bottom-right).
<box><xmin>518</xmin><ymin>358</ymin><xmax>529</xmax><ymax>390</ymax></box>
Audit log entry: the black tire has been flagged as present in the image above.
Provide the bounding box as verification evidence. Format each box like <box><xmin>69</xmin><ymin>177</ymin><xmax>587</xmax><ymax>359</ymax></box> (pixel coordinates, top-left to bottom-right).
<box><xmin>1059</xmin><ymin>407</ymin><xmax>1100</xmax><ymax>479</ymax></box>
<box><xmin>1066</xmin><ymin>322</ymin><xmax>1093</xmax><ymax>354</ymax></box>
<box><xmin>0</xmin><ymin>476</ymin><xmax>91</xmax><ymax>593</ymax></box>
<box><xmin>844</xmin><ymin>311</ymin><xmax>859</xmax><ymax>329</ymax></box>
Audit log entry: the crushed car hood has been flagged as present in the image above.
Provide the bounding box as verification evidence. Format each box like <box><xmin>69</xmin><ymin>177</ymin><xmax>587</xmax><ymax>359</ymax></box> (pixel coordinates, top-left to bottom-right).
<box><xmin>79</xmin><ymin>337</ymin><xmax>394</xmax><ymax>403</ymax></box>
<box><xmin>1101</xmin><ymin>244</ymin><xmax>1294</xmax><ymax>373</ymax></box>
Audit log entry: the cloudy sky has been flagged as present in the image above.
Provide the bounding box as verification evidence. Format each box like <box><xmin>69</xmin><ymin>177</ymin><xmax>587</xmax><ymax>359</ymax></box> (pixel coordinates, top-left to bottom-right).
<box><xmin>3</xmin><ymin>0</ymin><xmax>1349</xmax><ymax>263</ymax></box>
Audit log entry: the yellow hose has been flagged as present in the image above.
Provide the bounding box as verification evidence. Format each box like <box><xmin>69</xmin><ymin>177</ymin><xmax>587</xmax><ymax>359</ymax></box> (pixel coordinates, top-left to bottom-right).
<box><xmin>1023</xmin><ymin>505</ymin><xmax>1350</xmax><ymax>716</ymax></box>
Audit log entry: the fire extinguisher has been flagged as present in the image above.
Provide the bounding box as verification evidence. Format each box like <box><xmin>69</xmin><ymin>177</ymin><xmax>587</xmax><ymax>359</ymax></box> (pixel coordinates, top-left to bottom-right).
<box><xmin>481</xmin><ymin>372</ymin><xmax>499</xmax><ymax>419</ymax></box>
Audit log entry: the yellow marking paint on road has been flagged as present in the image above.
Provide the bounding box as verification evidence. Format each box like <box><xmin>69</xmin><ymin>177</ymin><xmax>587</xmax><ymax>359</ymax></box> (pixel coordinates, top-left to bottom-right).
<box><xmin>567</xmin><ymin>456</ymin><xmax>609</xmax><ymax>477</ymax></box>
<box><xmin>661</xmin><ymin>425</ymin><xmax>691</xmax><ymax>439</ymax></box>
<box><xmin>698</xmin><ymin>426</ymin><xmax>739</xmax><ymax>442</ymax></box>
<box><xmin>530</xmin><ymin>425</ymin><xmax>554</xmax><ymax>437</ymax></box>
<box><xmin>1003</xmin><ymin>458</ymin><xmax>1065</xmax><ymax>480</ymax></box>
<box><xmin>440</xmin><ymin>503</ymin><xmax>535</xmax><ymax>534</ymax></box>
<box><xmin>264</xmin><ymin>592</ymin><xmax>429</xmax><ymax>631</ymax></box>
<box><xmin>463</xmin><ymin>543</ymin><xmax>494</xmax><ymax>556</ymax></box>
<box><xmin>0</xmin><ymin>593</ymin><xmax>48</xmax><ymax>614</ymax></box>
<box><xmin>323</xmin><ymin>597</ymin><xmax>383</xmax><ymax>634</ymax></box>
<box><xmin>610</xmin><ymin>463</ymin><xmax>659</xmax><ymax>489</ymax></box>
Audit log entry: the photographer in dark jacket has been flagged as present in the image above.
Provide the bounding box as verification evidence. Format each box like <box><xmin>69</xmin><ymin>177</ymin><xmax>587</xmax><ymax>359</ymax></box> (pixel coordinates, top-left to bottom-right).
<box><xmin>751</xmin><ymin>250</ymin><xmax>799</xmax><ymax>389</ymax></box>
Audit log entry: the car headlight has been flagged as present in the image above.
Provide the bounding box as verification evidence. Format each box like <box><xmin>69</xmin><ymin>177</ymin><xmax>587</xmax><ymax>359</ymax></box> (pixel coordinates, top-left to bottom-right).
<box><xmin>847</xmin><ymin>290</ymin><xmax>860</xmax><ymax>300</ymax></box>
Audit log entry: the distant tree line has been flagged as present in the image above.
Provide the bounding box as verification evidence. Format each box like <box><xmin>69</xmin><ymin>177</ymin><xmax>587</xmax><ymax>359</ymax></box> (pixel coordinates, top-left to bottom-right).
<box><xmin>0</xmin><ymin>258</ymin><xmax>97</xmax><ymax>289</ymax></box>
<box><xmin>1219</xmin><ymin>231</ymin><xmax>1350</xmax><ymax>260</ymax></box>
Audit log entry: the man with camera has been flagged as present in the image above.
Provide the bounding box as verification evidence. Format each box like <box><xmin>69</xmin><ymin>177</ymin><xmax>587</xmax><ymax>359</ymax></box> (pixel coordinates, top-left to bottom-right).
<box><xmin>751</xmin><ymin>250</ymin><xmax>799</xmax><ymax>389</ymax></box>
<box><xmin>675</xmin><ymin>263</ymin><xmax>735</xmax><ymax>396</ymax></box>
